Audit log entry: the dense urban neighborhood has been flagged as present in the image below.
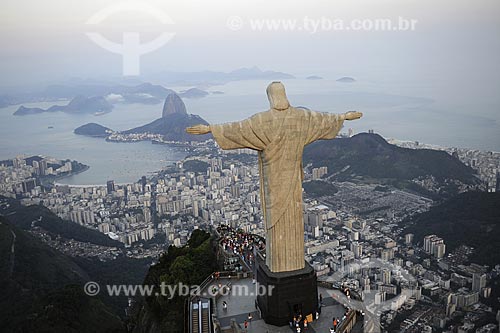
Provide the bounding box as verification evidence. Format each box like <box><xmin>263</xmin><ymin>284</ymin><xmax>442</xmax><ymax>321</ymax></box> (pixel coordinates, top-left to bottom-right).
<box><xmin>1</xmin><ymin>136</ymin><xmax>499</xmax><ymax>332</ymax></box>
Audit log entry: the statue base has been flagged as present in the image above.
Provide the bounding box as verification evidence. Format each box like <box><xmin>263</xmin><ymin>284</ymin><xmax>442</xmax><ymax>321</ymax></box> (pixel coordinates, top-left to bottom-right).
<box><xmin>255</xmin><ymin>255</ymin><xmax>318</xmax><ymax>327</ymax></box>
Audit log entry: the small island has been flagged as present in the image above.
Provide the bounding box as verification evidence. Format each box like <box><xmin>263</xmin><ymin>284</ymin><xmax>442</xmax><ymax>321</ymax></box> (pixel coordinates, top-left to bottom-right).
<box><xmin>179</xmin><ymin>88</ymin><xmax>209</xmax><ymax>99</ymax></box>
<box><xmin>306</xmin><ymin>75</ymin><xmax>323</xmax><ymax>80</ymax></box>
<box><xmin>74</xmin><ymin>123</ymin><xmax>114</xmax><ymax>137</ymax></box>
<box><xmin>15</xmin><ymin>106</ymin><xmax>46</xmax><ymax>115</ymax></box>
<box><xmin>336</xmin><ymin>76</ymin><xmax>356</xmax><ymax>83</ymax></box>
<box><xmin>14</xmin><ymin>96</ymin><xmax>113</xmax><ymax>116</ymax></box>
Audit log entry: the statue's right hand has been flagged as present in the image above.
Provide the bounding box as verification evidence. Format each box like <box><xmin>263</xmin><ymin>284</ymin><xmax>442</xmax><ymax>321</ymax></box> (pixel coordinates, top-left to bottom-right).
<box><xmin>344</xmin><ymin>111</ymin><xmax>363</xmax><ymax>121</ymax></box>
<box><xmin>185</xmin><ymin>124</ymin><xmax>211</xmax><ymax>135</ymax></box>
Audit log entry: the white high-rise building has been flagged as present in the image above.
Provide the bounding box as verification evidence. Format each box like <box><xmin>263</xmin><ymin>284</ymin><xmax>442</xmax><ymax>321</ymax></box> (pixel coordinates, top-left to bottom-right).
<box><xmin>375</xmin><ymin>291</ymin><xmax>386</xmax><ymax>305</ymax></box>
<box><xmin>405</xmin><ymin>233</ymin><xmax>414</xmax><ymax>245</ymax></box>
<box><xmin>350</xmin><ymin>241</ymin><xmax>363</xmax><ymax>259</ymax></box>
<box><xmin>424</xmin><ymin>234</ymin><xmax>446</xmax><ymax>258</ymax></box>
<box><xmin>382</xmin><ymin>269</ymin><xmax>392</xmax><ymax>285</ymax></box>
<box><xmin>472</xmin><ymin>273</ymin><xmax>486</xmax><ymax>292</ymax></box>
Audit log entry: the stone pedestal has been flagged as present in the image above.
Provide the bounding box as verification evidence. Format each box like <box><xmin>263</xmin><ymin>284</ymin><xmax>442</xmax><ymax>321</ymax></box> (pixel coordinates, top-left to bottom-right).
<box><xmin>256</xmin><ymin>255</ymin><xmax>318</xmax><ymax>327</ymax></box>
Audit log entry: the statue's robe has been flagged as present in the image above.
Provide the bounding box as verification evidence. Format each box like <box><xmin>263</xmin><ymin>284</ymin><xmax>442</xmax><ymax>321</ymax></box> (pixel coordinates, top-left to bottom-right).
<box><xmin>211</xmin><ymin>107</ymin><xmax>344</xmax><ymax>272</ymax></box>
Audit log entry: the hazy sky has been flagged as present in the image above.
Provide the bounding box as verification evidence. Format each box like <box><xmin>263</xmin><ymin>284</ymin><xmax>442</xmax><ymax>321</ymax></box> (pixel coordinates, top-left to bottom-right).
<box><xmin>1</xmin><ymin>0</ymin><xmax>499</xmax><ymax>91</ymax></box>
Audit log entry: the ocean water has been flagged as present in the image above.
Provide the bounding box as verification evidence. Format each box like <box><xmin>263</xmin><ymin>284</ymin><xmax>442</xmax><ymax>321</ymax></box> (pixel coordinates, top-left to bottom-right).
<box><xmin>183</xmin><ymin>78</ymin><xmax>500</xmax><ymax>151</ymax></box>
<box><xmin>0</xmin><ymin>102</ymin><xmax>186</xmax><ymax>185</ymax></box>
<box><xmin>0</xmin><ymin>78</ymin><xmax>498</xmax><ymax>185</ymax></box>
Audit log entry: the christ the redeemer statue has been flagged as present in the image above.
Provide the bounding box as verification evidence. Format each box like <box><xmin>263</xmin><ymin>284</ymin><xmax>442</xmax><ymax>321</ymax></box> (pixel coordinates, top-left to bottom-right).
<box><xmin>186</xmin><ymin>82</ymin><xmax>362</xmax><ymax>273</ymax></box>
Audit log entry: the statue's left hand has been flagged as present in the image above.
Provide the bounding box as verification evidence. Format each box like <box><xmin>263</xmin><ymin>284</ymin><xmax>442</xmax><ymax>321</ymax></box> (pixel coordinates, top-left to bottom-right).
<box><xmin>186</xmin><ymin>124</ymin><xmax>211</xmax><ymax>135</ymax></box>
<box><xmin>344</xmin><ymin>111</ymin><xmax>363</xmax><ymax>120</ymax></box>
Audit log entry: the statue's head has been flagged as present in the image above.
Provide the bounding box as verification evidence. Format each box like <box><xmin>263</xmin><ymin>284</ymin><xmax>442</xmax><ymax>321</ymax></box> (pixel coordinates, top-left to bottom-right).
<box><xmin>266</xmin><ymin>81</ymin><xmax>290</xmax><ymax>111</ymax></box>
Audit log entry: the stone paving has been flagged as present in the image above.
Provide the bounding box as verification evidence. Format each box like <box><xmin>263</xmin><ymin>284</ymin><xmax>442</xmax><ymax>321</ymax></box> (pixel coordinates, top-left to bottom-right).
<box><xmin>214</xmin><ymin>278</ymin><xmax>350</xmax><ymax>333</ymax></box>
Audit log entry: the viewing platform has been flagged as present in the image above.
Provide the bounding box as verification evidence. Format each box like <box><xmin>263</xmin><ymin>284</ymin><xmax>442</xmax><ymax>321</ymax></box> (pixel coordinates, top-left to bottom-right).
<box><xmin>187</xmin><ymin>225</ymin><xmax>363</xmax><ymax>333</ymax></box>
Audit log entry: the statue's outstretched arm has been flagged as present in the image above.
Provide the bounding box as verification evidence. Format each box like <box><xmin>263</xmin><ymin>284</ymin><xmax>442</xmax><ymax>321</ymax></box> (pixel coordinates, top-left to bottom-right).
<box><xmin>343</xmin><ymin>111</ymin><xmax>363</xmax><ymax>121</ymax></box>
<box><xmin>187</xmin><ymin>117</ymin><xmax>267</xmax><ymax>151</ymax></box>
<box><xmin>304</xmin><ymin>110</ymin><xmax>363</xmax><ymax>145</ymax></box>
<box><xmin>185</xmin><ymin>124</ymin><xmax>211</xmax><ymax>135</ymax></box>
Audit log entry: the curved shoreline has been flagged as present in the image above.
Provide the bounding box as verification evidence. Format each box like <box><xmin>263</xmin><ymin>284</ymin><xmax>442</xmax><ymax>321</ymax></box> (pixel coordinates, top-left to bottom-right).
<box><xmin>43</xmin><ymin>164</ymin><xmax>90</xmax><ymax>187</ymax></box>
<box><xmin>53</xmin><ymin>163</ymin><xmax>173</xmax><ymax>187</ymax></box>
